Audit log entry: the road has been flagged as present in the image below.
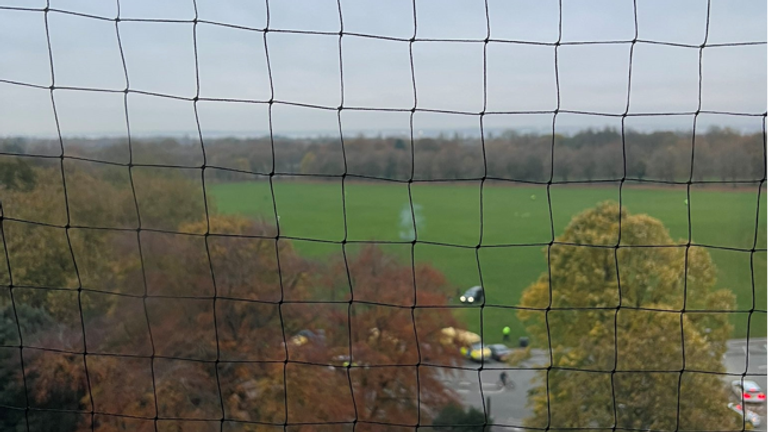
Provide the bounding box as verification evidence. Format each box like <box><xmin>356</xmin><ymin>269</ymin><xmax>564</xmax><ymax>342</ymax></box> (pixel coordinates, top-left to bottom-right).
<box><xmin>442</xmin><ymin>338</ymin><xmax>767</xmax><ymax>429</ymax></box>
<box><xmin>725</xmin><ymin>338</ymin><xmax>767</xmax><ymax>430</ymax></box>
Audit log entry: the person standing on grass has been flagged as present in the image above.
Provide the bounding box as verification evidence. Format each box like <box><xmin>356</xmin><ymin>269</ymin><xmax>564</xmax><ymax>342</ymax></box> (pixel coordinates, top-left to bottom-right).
<box><xmin>502</xmin><ymin>326</ymin><xmax>511</xmax><ymax>342</ymax></box>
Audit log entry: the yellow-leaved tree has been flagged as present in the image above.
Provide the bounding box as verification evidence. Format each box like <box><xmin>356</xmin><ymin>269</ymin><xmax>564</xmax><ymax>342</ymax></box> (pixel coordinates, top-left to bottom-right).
<box><xmin>518</xmin><ymin>201</ymin><xmax>739</xmax><ymax>430</ymax></box>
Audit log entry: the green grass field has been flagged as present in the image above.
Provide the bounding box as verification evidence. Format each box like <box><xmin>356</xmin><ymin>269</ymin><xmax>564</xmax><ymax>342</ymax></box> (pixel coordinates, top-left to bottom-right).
<box><xmin>209</xmin><ymin>180</ymin><xmax>767</xmax><ymax>343</ymax></box>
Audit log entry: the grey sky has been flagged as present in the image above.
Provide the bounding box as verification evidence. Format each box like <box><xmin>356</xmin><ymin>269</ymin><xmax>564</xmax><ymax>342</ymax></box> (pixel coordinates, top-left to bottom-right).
<box><xmin>0</xmin><ymin>0</ymin><xmax>765</xmax><ymax>138</ymax></box>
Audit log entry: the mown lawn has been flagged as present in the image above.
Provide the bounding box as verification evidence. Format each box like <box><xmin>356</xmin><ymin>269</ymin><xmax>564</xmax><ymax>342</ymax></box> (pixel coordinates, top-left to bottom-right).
<box><xmin>209</xmin><ymin>180</ymin><xmax>767</xmax><ymax>343</ymax></box>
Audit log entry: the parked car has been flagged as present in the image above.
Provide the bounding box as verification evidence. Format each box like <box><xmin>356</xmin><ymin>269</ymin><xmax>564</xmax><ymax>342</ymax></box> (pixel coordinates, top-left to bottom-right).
<box><xmin>488</xmin><ymin>344</ymin><xmax>512</xmax><ymax>361</ymax></box>
<box><xmin>330</xmin><ymin>354</ymin><xmax>370</xmax><ymax>370</ymax></box>
<box><xmin>288</xmin><ymin>329</ymin><xmax>326</xmax><ymax>347</ymax></box>
<box><xmin>466</xmin><ymin>343</ymin><xmax>492</xmax><ymax>362</ymax></box>
<box><xmin>459</xmin><ymin>286</ymin><xmax>484</xmax><ymax>304</ymax></box>
<box><xmin>731</xmin><ymin>380</ymin><xmax>766</xmax><ymax>403</ymax></box>
<box><xmin>728</xmin><ymin>402</ymin><xmax>761</xmax><ymax>427</ymax></box>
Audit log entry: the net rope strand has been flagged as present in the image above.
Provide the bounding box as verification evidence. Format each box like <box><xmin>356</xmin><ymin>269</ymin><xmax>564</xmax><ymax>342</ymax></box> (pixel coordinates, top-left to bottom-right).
<box><xmin>259</xmin><ymin>0</ymin><xmax>295</xmax><ymax>429</ymax></box>
<box><xmin>334</xmin><ymin>0</ymin><xmax>363</xmax><ymax>429</ymax></box>
<box><xmin>475</xmin><ymin>0</ymin><xmax>492</xmax><ymax>428</ymax></box>
<box><xmin>43</xmin><ymin>1</ymin><xmax>96</xmax><ymax>431</ymax></box>
<box><xmin>0</xmin><ymin>0</ymin><xmax>764</xmax><ymax>431</ymax></box>
<box><xmin>676</xmin><ymin>1</ymin><xmax>712</xmax><ymax>429</ymax></box>
<box><xmin>403</xmin><ymin>0</ymin><xmax>424</xmax><ymax>426</ymax></box>
<box><xmin>190</xmin><ymin>0</ymin><xmax>229</xmax><ymax>429</ymax></box>
<box><xmin>114</xmin><ymin>1</ymin><xmax>162</xmax><ymax>430</ymax></box>
<box><xmin>741</xmin><ymin>116</ymin><xmax>767</xmax><ymax>431</ymax></box>
<box><xmin>0</xmin><ymin>200</ymin><xmax>33</xmax><ymax>432</ymax></box>
<box><xmin>542</xmin><ymin>0</ymin><xmax>564</xmax><ymax>428</ymax></box>
<box><xmin>407</xmin><ymin>0</ymin><xmax>421</xmax><ymax>428</ymax></box>
<box><xmin>609</xmin><ymin>0</ymin><xmax>639</xmax><ymax>430</ymax></box>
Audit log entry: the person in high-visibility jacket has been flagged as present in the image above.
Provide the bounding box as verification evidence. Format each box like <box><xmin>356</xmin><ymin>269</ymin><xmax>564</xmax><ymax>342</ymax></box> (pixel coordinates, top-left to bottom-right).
<box><xmin>502</xmin><ymin>326</ymin><xmax>511</xmax><ymax>342</ymax></box>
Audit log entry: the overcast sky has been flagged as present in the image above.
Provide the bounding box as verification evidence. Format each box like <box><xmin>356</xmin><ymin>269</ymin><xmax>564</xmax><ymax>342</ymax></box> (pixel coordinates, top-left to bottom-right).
<box><xmin>0</xmin><ymin>0</ymin><xmax>765</xmax><ymax>138</ymax></box>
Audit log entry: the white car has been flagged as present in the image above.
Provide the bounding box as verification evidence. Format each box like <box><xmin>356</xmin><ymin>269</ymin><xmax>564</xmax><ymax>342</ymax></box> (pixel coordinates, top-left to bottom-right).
<box><xmin>731</xmin><ymin>380</ymin><xmax>766</xmax><ymax>404</ymax></box>
<box><xmin>728</xmin><ymin>402</ymin><xmax>761</xmax><ymax>427</ymax></box>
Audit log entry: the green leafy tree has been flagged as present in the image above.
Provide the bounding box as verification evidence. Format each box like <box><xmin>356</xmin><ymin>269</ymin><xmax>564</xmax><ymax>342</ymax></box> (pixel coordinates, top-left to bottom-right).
<box><xmin>131</xmin><ymin>168</ymin><xmax>209</xmax><ymax>232</ymax></box>
<box><xmin>518</xmin><ymin>201</ymin><xmax>738</xmax><ymax>430</ymax></box>
<box><xmin>1</xmin><ymin>165</ymin><xmax>209</xmax><ymax>322</ymax></box>
<box><xmin>300</xmin><ymin>151</ymin><xmax>317</xmax><ymax>174</ymax></box>
<box><xmin>0</xmin><ymin>158</ymin><xmax>36</xmax><ymax>191</ymax></box>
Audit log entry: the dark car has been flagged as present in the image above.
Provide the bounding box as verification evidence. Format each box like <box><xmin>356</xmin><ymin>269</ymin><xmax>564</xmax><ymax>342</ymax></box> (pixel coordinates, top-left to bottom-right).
<box><xmin>459</xmin><ymin>286</ymin><xmax>484</xmax><ymax>304</ymax></box>
<box><xmin>488</xmin><ymin>344</ymin><xmax>512</xmax><ymax>361</ymax></box>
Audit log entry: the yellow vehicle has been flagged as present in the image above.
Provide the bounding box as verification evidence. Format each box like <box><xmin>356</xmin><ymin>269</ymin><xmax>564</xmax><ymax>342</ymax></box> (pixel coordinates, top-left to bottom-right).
<box><xmin>289</xmin><ymin>334</ymin><xmax>309</xmax><ymax>346</ymax></box>
<box><xmin>467</xmin><ymin>343</ymin><xmax>492</xmax><ymax>362</ymax></box>
<box><xmin>288</xmin><ymin>329</ymin><xmax>325</xmax><ymax>347</ymax></box>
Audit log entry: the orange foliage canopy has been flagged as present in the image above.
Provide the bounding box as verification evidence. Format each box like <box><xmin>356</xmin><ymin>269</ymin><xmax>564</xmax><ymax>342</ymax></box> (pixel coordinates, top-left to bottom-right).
<box><xmin>13</xmin><ymin>216</ymin><xmax>460</xmax><ymax>431</ymax></box>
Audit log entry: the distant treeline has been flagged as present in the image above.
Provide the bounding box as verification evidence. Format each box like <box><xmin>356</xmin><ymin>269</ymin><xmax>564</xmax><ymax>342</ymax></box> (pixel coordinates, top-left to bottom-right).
<box><xmin>1</xmin><ymin>127</ymin><xmax>764</xmax><ymax>183</ymax></box>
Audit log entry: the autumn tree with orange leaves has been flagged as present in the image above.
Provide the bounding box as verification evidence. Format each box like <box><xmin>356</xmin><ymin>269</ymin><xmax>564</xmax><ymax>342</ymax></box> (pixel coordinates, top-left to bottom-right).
<box><xmin>1</xmin><ymin>169</ymin><xmax>462</xmax><ymax>432</ymax></box>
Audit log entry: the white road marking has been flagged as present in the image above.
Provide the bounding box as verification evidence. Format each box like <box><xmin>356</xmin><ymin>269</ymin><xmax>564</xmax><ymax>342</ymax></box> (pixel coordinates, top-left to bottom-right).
<box><xmin>451</xmin><ymin>382</ymin><xmax>509</xmax><ymax>395</ymax></box>
<box><xmin>441</xmin><ymin>379</ymin><xmax>473</xmax><ymax>387</ymax></box>
<box><xmin>499</xmin><ymin>416</ymin><xmax>525</xmax><ymax>430</ymax></box>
